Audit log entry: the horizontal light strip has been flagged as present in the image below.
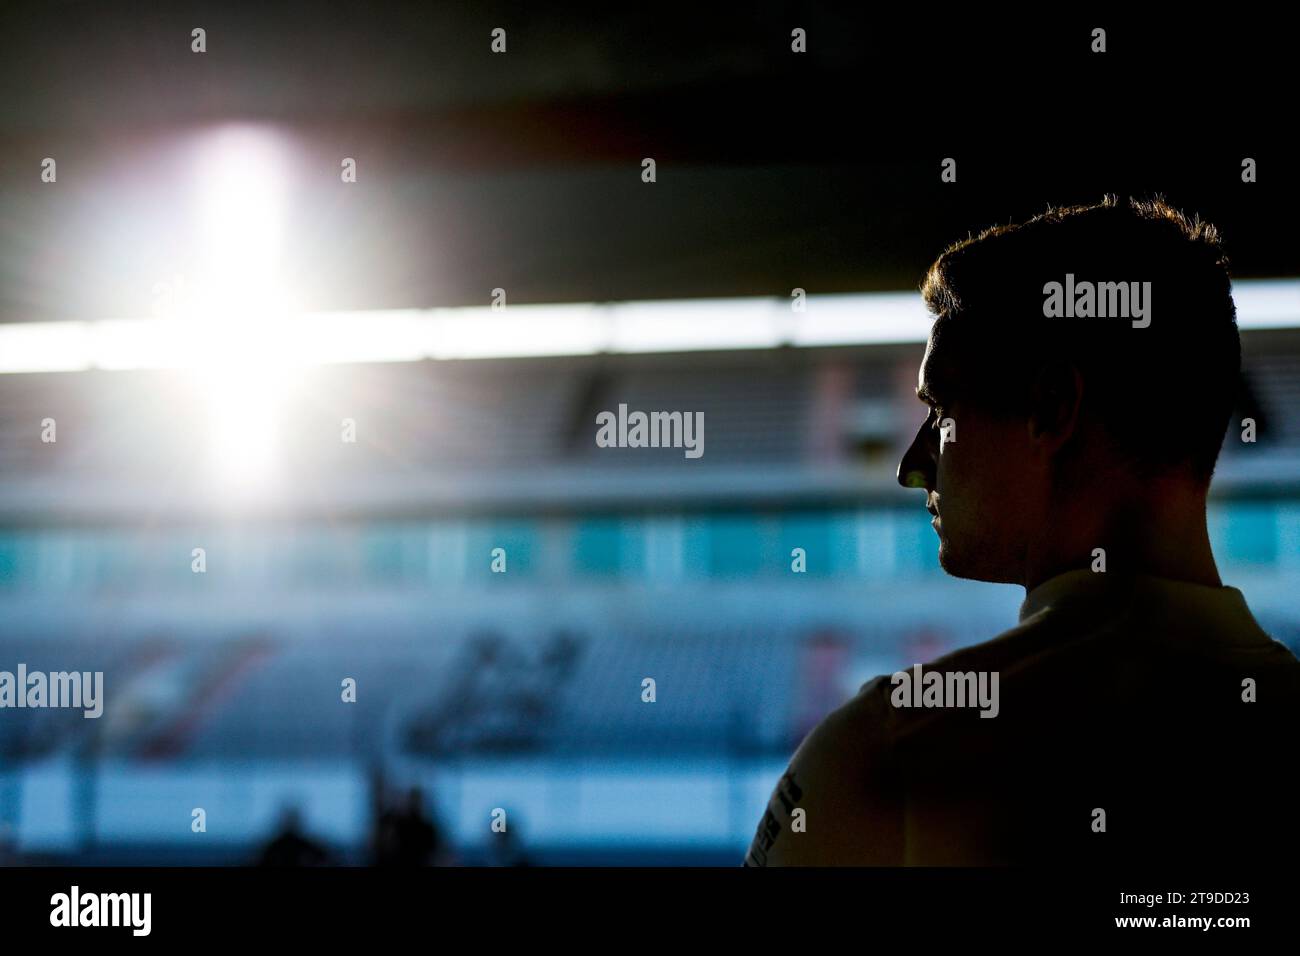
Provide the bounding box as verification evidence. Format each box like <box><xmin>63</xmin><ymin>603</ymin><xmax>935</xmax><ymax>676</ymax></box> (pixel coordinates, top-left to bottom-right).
<box><xmin>0</xmin><ymin>281</ymin><xmax>1296</xmax><ymax>373</ymax></box>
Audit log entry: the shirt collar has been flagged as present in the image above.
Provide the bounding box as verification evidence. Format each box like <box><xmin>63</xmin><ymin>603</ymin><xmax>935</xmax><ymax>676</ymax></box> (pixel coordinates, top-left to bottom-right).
<box><xmin>1018</xmin><ymin>569</ymin><xmax>1115</xmax><ymax>623</ymax></box>
<box><xmin>1018</xmin><ymin>568</ymin><xmax>1269</xmax><ymax>646</ymax></box>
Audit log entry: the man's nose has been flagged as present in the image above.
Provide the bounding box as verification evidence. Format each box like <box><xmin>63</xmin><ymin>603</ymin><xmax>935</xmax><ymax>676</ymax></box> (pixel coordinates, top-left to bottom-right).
<box><xmin>896</xmin><ymin>422</ymin><xmax>931</xmax><ymax>490</ymax></box>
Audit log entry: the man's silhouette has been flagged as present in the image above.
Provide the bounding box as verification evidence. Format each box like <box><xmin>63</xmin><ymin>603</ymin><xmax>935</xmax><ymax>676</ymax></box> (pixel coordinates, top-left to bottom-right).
<box><xmin>748</xmin><ymin>197</ymin><xmax>1300</xmax><ymax>866</ymax></box>
<box><xmin>374</xmin><ymin>786</ymin><xmax>444</xmax><ymax>866</ymax></box>
<box><xmin>256</xmin><ymin>806</ymin><xmax>333</xmax><ymax>867</ymax></box>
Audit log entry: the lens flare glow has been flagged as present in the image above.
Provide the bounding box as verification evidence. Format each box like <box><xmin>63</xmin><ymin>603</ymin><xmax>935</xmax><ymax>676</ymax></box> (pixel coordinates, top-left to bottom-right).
<box><xmin>186</xmin><ymin>126</ymin><xmax>300</xmax><ymax>494</ymax></box>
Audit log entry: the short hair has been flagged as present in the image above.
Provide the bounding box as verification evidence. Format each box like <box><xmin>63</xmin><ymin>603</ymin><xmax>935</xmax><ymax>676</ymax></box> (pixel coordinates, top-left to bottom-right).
<box><xmin>920</xmin><ymin>196</ymin><xmax>1239</xmax><ymax>481</ymax></box>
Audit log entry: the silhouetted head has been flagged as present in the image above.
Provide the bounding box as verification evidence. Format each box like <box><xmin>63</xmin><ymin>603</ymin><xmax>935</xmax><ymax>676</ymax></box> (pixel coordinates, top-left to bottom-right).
<box><xmin>278</xmin><ymin>805</ymin><xmax>303</xmax><ymax>833</ymax></box>
<box><xmin>897</xmin><ymin>197</ymin><xmax>1239</xmax><ymax>586</ymax></box>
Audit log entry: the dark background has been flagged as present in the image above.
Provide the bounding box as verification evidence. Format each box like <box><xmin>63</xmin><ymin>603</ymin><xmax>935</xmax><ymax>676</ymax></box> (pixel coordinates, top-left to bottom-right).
<box><xmin>1</xmin><ymin>3</ymin><xmax>1295</xmax><ymax>316</ymax></box>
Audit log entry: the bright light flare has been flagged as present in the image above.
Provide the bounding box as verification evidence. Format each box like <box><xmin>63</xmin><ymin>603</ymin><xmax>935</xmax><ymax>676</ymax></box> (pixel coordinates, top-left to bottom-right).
<box><xmin>185</xmin><ymin>126</ymin><xmax>301</xmax><ymax>495</ymax></box>
<box><xmin>187</xmin><ymin>307</ymin><xmax>307</xmax><ymax>495</ymax></box>
<box><xmin>192</xmin><ymin>126</ymin><xmax>288</xmax><ymax>296</ymax></box>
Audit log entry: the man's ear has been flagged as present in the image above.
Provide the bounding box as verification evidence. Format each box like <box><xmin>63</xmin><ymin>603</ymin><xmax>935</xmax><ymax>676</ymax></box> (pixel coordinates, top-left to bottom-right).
<box><xmin>1026</xmin><ymin>361</ymin><xmax>1084</xmax><ymax>453</ymax></box>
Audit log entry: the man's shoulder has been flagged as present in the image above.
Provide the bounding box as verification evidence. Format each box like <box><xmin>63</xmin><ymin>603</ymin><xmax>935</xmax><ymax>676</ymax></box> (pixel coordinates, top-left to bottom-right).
<box><xmin>743</xmin><ymin>673</ymin><xmax>905</xmax><ymax>865</ymax></box>
<box><xmin>751</xmin><ymin>591</ymin><xmax>1300</xmax><ymax>865</ymax></box>
<box><xmin>848</xmin><ymin>613</ymin><xmax>1064</xmax><ymax>713</ymax></box>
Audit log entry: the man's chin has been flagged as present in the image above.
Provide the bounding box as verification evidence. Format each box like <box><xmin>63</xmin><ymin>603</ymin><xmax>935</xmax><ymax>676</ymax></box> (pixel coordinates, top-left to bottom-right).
<box><xmin>937</xmin><ymin>539</ymin><xmax>1013</xmax><ymax>585</ymax></box>
<box><xmin>935</xmin><ymin>538</ymin><xmax>960</xmax><ymax>574</ymax></box>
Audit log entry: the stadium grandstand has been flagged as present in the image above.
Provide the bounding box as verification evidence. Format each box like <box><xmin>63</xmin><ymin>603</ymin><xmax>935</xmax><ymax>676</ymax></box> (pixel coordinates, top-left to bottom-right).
<box><xmin>1</xmin><ymin>288</ymin><xmax>1297</xmax><ymax>864</ymax></box>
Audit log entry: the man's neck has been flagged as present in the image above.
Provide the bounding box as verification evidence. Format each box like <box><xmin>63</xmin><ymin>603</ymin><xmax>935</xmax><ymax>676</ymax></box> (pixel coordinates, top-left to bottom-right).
<box><xmin>1023</xmin><ymin>481</ymin><xmax>1221</xmax><ymax>594</ymax></box>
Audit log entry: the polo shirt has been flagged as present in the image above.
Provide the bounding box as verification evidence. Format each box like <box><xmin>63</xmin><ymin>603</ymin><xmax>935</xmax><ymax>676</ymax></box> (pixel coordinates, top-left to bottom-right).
<box><xmin>745</xmin><ymin>570</ymin><xmax>1300</xmax><ymax>866</ymax></box>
